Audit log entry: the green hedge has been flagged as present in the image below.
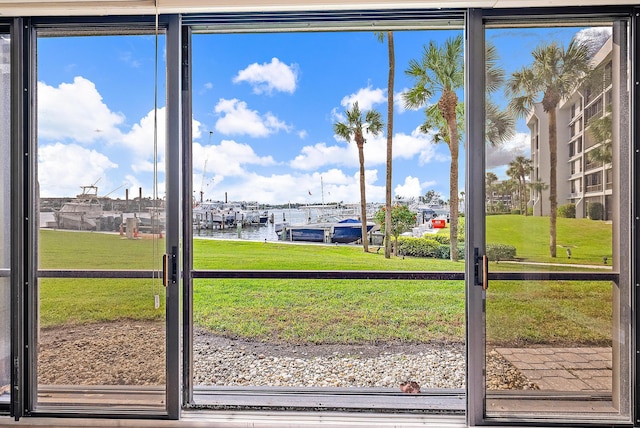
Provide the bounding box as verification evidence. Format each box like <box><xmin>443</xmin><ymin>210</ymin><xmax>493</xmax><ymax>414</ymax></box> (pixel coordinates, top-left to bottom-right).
<box><xmin>486</xmin><ymin>243</ymin><xmax>517</xmax><ymax>261</ymax></box>
<box><xmin>397</xmin><ymin>236</ymin><xmax>465</xmax><ymax>260</ymax></box>
<box><xmin>588</xmin><ymin>202</ymin><xmax>604</xmax><ymax>220</ymax></box>
<box><xmin>558</xmin><ymin>203</ymin><xmax>576</xmax><ymax>218</ymax></box>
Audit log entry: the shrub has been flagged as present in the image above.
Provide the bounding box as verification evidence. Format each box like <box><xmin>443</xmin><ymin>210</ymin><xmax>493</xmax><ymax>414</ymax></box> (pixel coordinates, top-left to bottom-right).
<box><xmin>430</xmin><ymin>234</ymin><xmax>450</xmax><ymax>245</ymax></box>
<box><xmin>486</xmin><ymin>243</ymin><xmax>517</xmax><ymax>261</ymax></box>
<box><xmin>396</xmin><ymin>237</ymin><xmax>465</xmax><ymax>260</ymax></box>
<box><xmin>511</xmin><ymin>209</ymin><xmax>521</xmax><ymax>215</ymax></box>
<box><xmin>588</xmin><ymin>202</ymin><xmax>604</xmax><ymax>220</ymax></box>
<box><xmin>557</xmin><ymin>203</ymin><xmax>576</xmax><ymax>218</ymax></box>
<box><xmin>397</xmin><ymin>237</ymin><xmax>440</xmax><ymax>258</ymax></box>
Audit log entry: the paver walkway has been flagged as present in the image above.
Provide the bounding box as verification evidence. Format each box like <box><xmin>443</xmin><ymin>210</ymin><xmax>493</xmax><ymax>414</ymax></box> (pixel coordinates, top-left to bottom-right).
<box><xmin>495</xmin><ymin>347</ymin><xmax>612</xmax><ymax>392</ymax></box>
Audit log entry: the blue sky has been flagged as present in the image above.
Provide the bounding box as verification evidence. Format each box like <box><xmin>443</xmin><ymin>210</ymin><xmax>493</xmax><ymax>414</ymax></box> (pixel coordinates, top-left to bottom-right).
<box><xmin>35</xmin><ymin>24</ymin><xmax>611</xmax><ymax>205</ymax></box>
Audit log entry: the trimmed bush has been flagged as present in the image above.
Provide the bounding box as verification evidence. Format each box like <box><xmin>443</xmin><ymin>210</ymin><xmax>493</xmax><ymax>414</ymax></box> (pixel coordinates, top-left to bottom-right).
<box><xmin>557</xmin><ymin>203</ymin><xmax>576</xmax><ymax>218</ymax></box>
<box><xmin>511</xmin><ymin>209</ymin><xmax>521</xmax><ymax>215</ymax></box>
<box><xmin>431</xmin><ymin>244</ymin><xmax>465</xmax><ymax>260</ymax></box>
<box><xmin>430</xmin><ymin>234</ymin><xmax>450</xmax><ymax>245</ymax></box>
<box><xmin>486</xmin><ymin>243</ymin><xmax>517</xmax><ymax>261</ymax></box>
<box><xmin>588</xmin><ymin>202</ymin><xmax>604</xmax><ymax>220</ymax></box>
<box><xmin>397</xmin><ymin>237</ymin><xmax>440</xmax><ymax>258</ymax></box>
<box><xmin>397</xmin><ymin>237</ymin><xmax>465</xmax><ymax>260</ymax></box>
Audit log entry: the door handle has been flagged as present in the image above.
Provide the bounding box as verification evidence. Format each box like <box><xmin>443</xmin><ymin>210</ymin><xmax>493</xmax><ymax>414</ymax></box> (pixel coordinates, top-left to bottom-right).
<box><xmin>162</xmin><ymin>246</ymin><xmax>178</xmax><ymax>287</ymax></box>
<box><xmin>474</xmin><ymin>248</ymin><xmax>488</xmax><ymax>290</ymax></box>
<box><xmin>483</xmin><ymin>254</ymin><xmax>489</xmax><ymax>290</ymax></box>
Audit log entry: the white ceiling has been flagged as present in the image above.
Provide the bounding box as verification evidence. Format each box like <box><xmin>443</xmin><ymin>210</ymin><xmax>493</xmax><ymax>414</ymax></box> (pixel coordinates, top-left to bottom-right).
<box><xmin>0</xmin><ymin>0</ymin><xmax>635</xmax><ymax>17</ymax></box>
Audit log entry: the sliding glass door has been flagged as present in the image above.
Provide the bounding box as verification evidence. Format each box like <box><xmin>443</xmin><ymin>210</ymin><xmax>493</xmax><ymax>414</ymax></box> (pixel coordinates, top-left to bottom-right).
<box><xmin>467</xmin><ymin>10</ymin><xmax>632</xmax><ymax>426</ymax></box>
<box><xmin>30</xmin><ymin>18</ymin><xmax>180</xmax><ymax>416</ymax></box>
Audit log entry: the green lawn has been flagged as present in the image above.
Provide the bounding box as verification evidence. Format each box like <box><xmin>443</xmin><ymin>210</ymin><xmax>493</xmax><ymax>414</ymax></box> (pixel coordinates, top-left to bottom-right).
<box><xmin>486</xmin><ymin>215</ymin><xmax>612</xmax><ymax>265</ymax></box>
<box><xmin>37</xmin><ymin>215</ymin><xmax>615</xmax><ymax>346</ymax></box>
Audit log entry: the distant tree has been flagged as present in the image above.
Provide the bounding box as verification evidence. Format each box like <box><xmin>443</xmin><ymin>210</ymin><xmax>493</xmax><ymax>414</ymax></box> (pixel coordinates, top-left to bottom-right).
<box><xmin>507</xmin><ymin>39</ymin><xmax>591</xmax><ymax>257</ymax></box>
<box><xmin>528</xmin><ymin>179</ymin><xmax>549</xmax><ymax>216</ymax></box>
<box><xmin>374</xmin><ymin>204</ymin><xmax>417</xmax><ymax>256</ymax></box>
<box><xmin>423</xmin><ymin>189</ymin><xmax>444</xmax><ymax>206</ymax></box>
<box><xmin>485</xmin><ymin>172</ymin><xmax>498</xmax><ymax>213</ymax></box>
<box><xmin>334</xmin><ymin>101</ymin><xmax>384</xmax><ymax>252</ymax></box>
<box><xmin>496</xmin><ymin>179</ymin><xmax>518</xmax><ymax>212</ymax></box>
<box><xmin>506</xmin><ymin>156</ymin><xmax>532</xmax><ymax>215</ymax></box>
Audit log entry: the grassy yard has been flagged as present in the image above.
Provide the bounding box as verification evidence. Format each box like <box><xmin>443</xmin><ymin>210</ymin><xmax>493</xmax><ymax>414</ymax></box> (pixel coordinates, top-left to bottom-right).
<box><xmin>486</xmin><ymin>215</ymin><xmax>612</xmax><ymax>265</ymax></box>
<box><xmin>37</xmin><ymin>214</ymin><xmax>615</xmax><ymax>346</ymax></box>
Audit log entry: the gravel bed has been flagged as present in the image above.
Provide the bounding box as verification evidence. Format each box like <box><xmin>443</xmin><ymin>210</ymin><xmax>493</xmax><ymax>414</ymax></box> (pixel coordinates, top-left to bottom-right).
<box><xmin>37</xmin><ymin>321</ymin><xmax>535</xmax><ymax>391</ymax></box>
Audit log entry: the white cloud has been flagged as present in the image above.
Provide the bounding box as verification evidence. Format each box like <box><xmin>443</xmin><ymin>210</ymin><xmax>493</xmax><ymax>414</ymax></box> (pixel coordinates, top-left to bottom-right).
<box><xmin>298</xmin><ymin>130</ymin><xmax>308</xmax><ymax>139</ymax></box>
<box><xmin>574</xmin><ymin>27</ymin><xmax>612</xmax><ymax>57</ymax></box>
<box><xmin>38</xmin><ymin>76</ymin><xmax>125</xmax><ymax>144</ymax></box>
<box><xmin>340</xmin><ymin>85</ymin><xmax>386</xmax><ymax>112</ymax></box>
<box><xmin>486</xmin><ymin>132</ymin><xmax>530</xmax><ymax>169</ymax></box>
<box><xmin>394</xmin><ymin>176</ymin><xmax>422</xmax><ymax>199</ymax></box>
<box><xmin>214</xmin><ymin>98</ymin><xmax>291</xmax><ymax>137</ymax></box>
<box><xmin>233</xmin><ymin>57</ymin><xmax>298</xmax><ymax>95</ymax></box>
<box><xmin>290</xmin><ymin>142</ymin><xmax>352</xmax><ymax>170</ymax></box>
<box><xmin>206</xmin><ymin>168</ymin><xmax>385</xmax><ymax>205</ymax></box>
<box><xmin>38</xmin><ymin>143</ymin><xmax>118</xmax><ymax>197</ymax></box>
<box><xmin>193</xmin><ymin>138</ymin><xmax>276</xmax><ymax>178</ymax></box>
<box><xmin>394</xmin><ymin>88</ymin><xmax>409</xmax><ymax>113</ymax></box>
<box><xmin>292</xmin><ymin>126</ymin><xmax>446</xmax><ymax>171</ymax></box>
<box><xmin>120</xmin><ymin>107</ymin><xmax>167</xmax><ymax>172</ymax></box>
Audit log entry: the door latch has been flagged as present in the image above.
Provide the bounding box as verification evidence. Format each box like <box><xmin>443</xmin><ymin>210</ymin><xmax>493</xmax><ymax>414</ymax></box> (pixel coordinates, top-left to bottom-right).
<box><xmin>474</xmin><ymin>248</ymin><xmax>489</xmax><ymax>290</ymax></box>
<box><xmin>163</xmin><ymin>246</ymin><xmax>178</xmax><ymax>287</ymax></box>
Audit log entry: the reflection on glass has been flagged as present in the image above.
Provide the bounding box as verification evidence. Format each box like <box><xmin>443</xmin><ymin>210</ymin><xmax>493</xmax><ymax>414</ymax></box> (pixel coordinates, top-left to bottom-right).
<box><xmin>0</xmin><ymin>33</ymin><xmax>10</xmax><ymax>403</ymax></box>
<box><xmin>193</xmin><ymin>279</ymin><xmax>465</xmax><ymax>397</ymax></box>
<box><xmin>36</xmin><ymin>33</ymin><xmax>167</xmax><ymax>411</ymax></box>
<box><xmin>484</xmin><ymin>21</ymin><xmax>628</xmax><ymax>420</ymax></box>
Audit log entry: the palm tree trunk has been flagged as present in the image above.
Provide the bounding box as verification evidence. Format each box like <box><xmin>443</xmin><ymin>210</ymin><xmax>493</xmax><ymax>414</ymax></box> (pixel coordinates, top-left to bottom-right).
<box><xmin>384</xmin><ymin>31</ymin><xmax>394</xmax><ymax>259</ymax></box>
<box><xmin>538</xmin><ymin>190</ymin><xmax>542</xmax><ymax>216</ymax></box>
<box><xmin>447</xmin><ymin>121</ymin><xmax>459</xmax><ymax>262</ymax></box>
<box><xmin>548</xmin><ymin>107</ymin><xmax>558</xmax><ymax>257</ymax></box>
<box><xmin>357</xmin><ymin>143</ymin><xmax>369</xmax><ymax>252</ymax></box>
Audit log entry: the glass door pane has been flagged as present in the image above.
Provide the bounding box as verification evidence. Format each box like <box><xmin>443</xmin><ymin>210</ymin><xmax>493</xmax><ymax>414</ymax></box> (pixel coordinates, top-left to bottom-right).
<box><xmin>0</xmin><ymin>31</ymin><xmax>9</xmax><ymax>406</ymax></box>
<box><xmin>482</xmin><ymin>18</ymin><xmax>631</xmax><ymax>423</ymax></box>
<box><xmin>35</xmin><ymin>30</ymin><xmax>168</xmax><ymax>413</ymax></box>
<box><xmin>187</xmin><ymin>26</ymin><xmax>468</xmax><ymax>411</ymax></box>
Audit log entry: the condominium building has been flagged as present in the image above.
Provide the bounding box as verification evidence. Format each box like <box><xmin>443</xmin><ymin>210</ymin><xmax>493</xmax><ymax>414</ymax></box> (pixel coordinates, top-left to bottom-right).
<box><xmin>527</xmin><ymin>36</ymin><xmax>613</xmax><ymax>220</ymax></box>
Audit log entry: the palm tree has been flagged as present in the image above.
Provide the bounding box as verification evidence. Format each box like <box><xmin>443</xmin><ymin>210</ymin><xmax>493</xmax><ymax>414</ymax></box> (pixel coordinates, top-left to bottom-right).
<box><xmin>485</xmin><ymin>172</ymin><xmax>498</xmax><ymax>213</ymax></box>
<box><xmin>376</xmin><ymin>31</ymin><xmax>395</xmax><ymax>259</ymax></box>
<box><xmin>506</xmin><ymin>39</ymin><xmax>591</xmax><ymax>257</ymax></box>
<box><xmin>506</xmin><ymin>156</ymin><xmax>532</xmax><ymax>215</ymax></box>
<box><xmin>485</xmin><ymin>43</ymin><xmax>515</xmax><ymax>147</ymax></box>
<box><xmin>334</xmin><ymin>101</ymin><xmax>383</xmax><ymax>252</ymax></box>
<box><xmin>528</xmin><ymin>179</ymin><xmax>549</xmax><ymax>216</ymax></box>
<box><xmin>404</xmin><ymin>36</ymin><xmax>514</xmax><ymax>261</ymax></box>
<box><xmin>404</xmin><ymin>34</ymin><xmax>464</xmax><ymax>261</ymax></box>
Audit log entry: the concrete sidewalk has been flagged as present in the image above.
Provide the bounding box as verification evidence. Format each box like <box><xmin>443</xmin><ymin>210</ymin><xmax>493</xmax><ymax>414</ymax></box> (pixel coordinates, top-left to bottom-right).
<box><xmin>495</xmin><ymin>347</ymin><xmax>612</xmax><ymax>392</ymax></box>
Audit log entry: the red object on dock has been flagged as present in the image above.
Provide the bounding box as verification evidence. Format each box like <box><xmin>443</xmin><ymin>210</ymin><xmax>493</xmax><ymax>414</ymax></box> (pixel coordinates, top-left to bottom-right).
<box><xmin>432</xmin><ymin>219</ymin><xmax>446</xmax><ymax>228</ymax></box>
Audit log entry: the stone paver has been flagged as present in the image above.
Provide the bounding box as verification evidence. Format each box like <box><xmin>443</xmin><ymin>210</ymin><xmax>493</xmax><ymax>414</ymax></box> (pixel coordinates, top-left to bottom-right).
<box><xmin>495</xmin><ymin>347</ymin><xmax>612</xmax><ymax>392</ymax></box>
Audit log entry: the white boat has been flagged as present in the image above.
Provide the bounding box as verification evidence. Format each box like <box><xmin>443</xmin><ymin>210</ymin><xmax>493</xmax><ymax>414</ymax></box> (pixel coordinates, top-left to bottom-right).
<box><xmin>54</xmin><ymin>185</ymin><xmax>105</xmax><ymax>231</ymax></box>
